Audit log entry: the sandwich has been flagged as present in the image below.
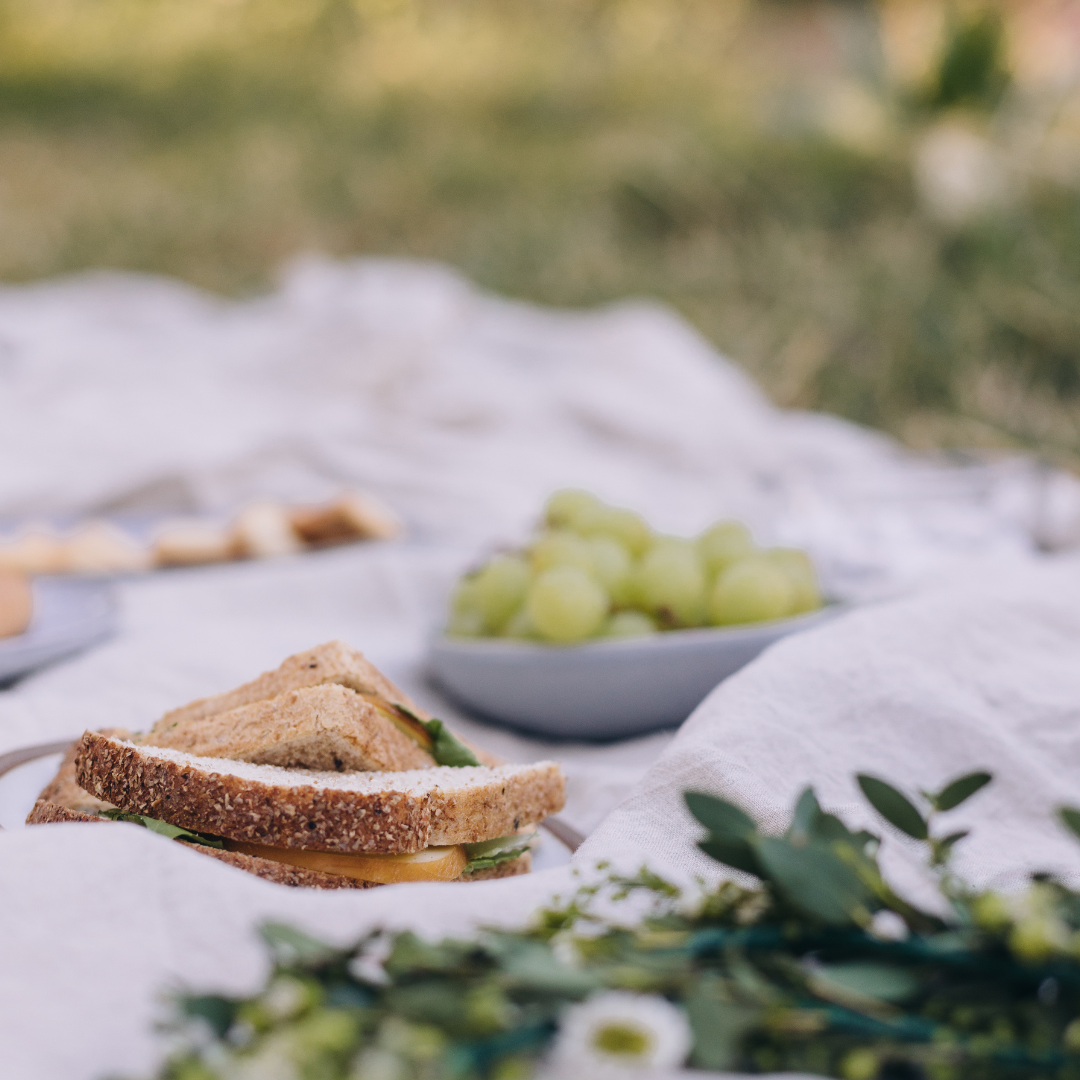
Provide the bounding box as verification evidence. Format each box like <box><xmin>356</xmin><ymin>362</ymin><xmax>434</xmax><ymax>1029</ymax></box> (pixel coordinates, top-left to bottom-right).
<box><xmin>27</xmin><ymin>642</ymin><xmax>566</xmax><ymax>889</ymax></box>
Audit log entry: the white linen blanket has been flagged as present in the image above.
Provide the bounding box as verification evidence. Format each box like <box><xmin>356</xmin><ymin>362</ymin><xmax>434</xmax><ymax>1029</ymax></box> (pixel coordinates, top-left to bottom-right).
<box><xmin>3</xmin><ymin>548</ymin><xmax>1080</xmax><ymax>1080</ymax></box>
<box><xmin>2</xmin><ymin>257</ymin><xmax>1078</xmax><ymax>596</ymax></box>
<box><xmin>1</xmin><ymin>260</ymin><xmax>1079</xmax><ymax>1079</ymax></box>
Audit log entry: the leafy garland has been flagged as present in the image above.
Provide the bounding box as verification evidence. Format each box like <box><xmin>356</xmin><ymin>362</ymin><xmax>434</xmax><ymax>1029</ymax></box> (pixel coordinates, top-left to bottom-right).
<box><xmin>151</xmin><ymin>772</ymin><xmax>1080</xmax><ymax>1080</ymax></box>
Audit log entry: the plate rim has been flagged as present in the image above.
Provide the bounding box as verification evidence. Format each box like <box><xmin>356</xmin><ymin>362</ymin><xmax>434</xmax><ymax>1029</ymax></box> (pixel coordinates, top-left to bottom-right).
<box><xmin>430</xmin><ymin>601</ymin><xmax>846</xmax><ymax>657</ymax></box>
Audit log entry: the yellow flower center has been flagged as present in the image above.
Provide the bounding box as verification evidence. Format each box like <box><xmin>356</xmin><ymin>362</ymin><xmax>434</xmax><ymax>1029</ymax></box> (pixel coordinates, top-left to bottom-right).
<box><xmin>593</xmin><ymin>1022</ymin><xmax>652</xmax><ymax>1057</ymax></box>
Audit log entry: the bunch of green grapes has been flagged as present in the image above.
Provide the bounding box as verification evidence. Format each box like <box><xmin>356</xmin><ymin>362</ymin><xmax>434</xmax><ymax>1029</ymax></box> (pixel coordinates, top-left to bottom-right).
<box><xmin>447</xmin><ymin>490</ymin><xmax>824</xmax><ymax>644</ymax></box>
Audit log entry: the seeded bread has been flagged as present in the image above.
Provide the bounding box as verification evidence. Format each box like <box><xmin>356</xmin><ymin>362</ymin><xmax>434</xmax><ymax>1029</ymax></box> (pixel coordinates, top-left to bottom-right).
<box><xmin>148</xmin><ymin>641</ymin><xmax>501</xmax><ymax>768</ymax></box>
<box><xmin>152</xmin><ymin>641</ymin><xmax>419</xmax><ymax>730</ymax></box>
<box><xmin>31</xmin><ymin>731</ymin><xmax>128</xmax><ymax>816</ymax></box>
<box><xmin>75</xmin><ymin>731</ymin><xmax>565</xmax><ymax>854</ymax></box>
<box><xmin>26</xmin><ymin>800</ymin><xmax>103</xmax><ymax>825</ymax></box>
<box><xmin>142</xmin><ymin>684</ymin><xmax>434</xmax><ymax>772</ymax></box>
<box><xmin>25</xmin><ymin>798</ymin><xmax>532</xmax><ymax>887</ymax></box>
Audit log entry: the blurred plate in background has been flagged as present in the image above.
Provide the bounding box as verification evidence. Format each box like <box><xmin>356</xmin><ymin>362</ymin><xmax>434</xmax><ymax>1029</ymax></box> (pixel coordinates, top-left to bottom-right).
<box><xmin>428</xmin><ymin>605</ymin><xmax>843</xmax><ymax>741</ymax></box>
<box><xmin>0</xmin><ymin>578</ymin><xmax>116</xmax><ymax>686</ymax></box>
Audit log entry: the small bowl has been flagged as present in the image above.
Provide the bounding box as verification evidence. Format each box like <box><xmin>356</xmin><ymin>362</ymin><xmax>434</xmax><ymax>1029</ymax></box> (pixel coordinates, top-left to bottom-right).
<box><xmin>427</xmin><ymin>605</ymin><xmax>843</xmax><ymax>740</ymax></box>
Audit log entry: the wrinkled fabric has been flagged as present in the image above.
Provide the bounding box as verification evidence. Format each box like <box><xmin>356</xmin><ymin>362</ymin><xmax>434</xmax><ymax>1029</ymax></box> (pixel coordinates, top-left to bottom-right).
<box><xmin>1</xmin><ymin>260</ymin><xmax>1078</xmax><ymax>1080</ymax></box>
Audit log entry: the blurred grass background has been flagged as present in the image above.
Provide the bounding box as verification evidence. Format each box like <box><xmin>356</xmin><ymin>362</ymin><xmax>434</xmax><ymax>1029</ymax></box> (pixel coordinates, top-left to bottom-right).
<box><xmin>1</xmin><ymin>0</ymin><xmax>1079</xmax><ymax>463</ymax></box>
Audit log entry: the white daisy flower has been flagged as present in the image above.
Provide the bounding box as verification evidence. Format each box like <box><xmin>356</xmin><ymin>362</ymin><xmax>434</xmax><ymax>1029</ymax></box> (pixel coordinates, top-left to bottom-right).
<box><xmin>545</xmin><ymin>991</ymin><xmax>692</xmax><ymax>1077</ymax></box>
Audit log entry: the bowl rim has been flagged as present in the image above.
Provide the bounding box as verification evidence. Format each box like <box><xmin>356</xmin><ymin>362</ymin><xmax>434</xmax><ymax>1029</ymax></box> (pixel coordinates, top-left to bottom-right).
<box><xmin>430</xmin><ymin>600</ymin><xmax>846</xmax><ymax>656</ymax></box>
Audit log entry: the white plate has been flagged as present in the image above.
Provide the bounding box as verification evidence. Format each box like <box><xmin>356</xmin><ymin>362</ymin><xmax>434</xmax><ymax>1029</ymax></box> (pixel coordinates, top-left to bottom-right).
<box><xmin>0</xmin><ymin>747</ymin><xmax>68</xmax><ymax>829</ymax></box>
<box><xmin>428</xmin><ymin>606</ymin><xmax>844</xmax><ymax>740</ymax></box>
<box><xmin>0</xmin><ymin>578</ymin><xmax>117</xmax><ymax>685</ymax></box>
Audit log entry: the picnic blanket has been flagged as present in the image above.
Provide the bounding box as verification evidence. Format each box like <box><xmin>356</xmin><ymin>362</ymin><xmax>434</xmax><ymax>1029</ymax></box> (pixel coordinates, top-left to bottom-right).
<box><xmin>1</xmin><ymin>259</ymin><xmax>1079</xmax><ymax>1079</ymax></box>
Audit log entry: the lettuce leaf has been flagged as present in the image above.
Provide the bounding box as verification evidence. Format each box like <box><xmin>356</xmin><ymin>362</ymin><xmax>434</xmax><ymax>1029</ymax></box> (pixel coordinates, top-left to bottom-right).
<box><xmin>396</xmin><ymin>705</ymin><xmax>480</xmax><ymax>768</ymax></box>
<box><xmin>99</xmin><ymin>808</ymin><xmax>225</xmax><ymax>849</ymax></box>
<box><xmin>463</xmin><ymin>845</ymin><xmax>531</xmax><ymax>873</ymax></box>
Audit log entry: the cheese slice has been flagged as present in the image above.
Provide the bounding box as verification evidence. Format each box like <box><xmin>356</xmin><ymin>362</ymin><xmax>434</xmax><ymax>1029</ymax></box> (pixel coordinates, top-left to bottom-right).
<box><xmin>224</xmin><ymin>839</ymin><xmax>467</xmax><ymax>884</ymax></box>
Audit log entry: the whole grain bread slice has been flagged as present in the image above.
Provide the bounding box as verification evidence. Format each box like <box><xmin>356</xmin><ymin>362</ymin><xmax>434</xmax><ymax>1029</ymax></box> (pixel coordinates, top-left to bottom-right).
<box><xmin>152</xmin><ymin>641</ymin><xmax>422</xmax><ymax>730</ymax></box>
<box><xmin>26</xmin><ymin>798</ymin><xmax>532</xmax><ymax>887</ymax></box>
<box><xmin>32</xmin><ymin>737</ymin><xmax>117</xmax><ymax>816</ymax></box>
<box><xmin>148</xmin><ymin>641</ymin><xmax>501</xmax><ymax>767</ymax></box>
<box><xmin>75</xmin><ymin>731</ymin><xmax>565</xmax><ymax>854</ymax></box>
<box><xmin>142</xmin><ymin>684</ymin><xmax>434</xmax><ymax>772</ymax></box>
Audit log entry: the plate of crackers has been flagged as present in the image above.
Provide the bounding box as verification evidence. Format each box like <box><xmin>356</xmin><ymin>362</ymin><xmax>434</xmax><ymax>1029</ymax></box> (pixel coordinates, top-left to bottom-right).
<box><xmin>0</xmin><ymin>571</ymin><xmax>116</xmax><ymax>685</ymax></box>
<box><xmin>0</xmin><ymin>489</ymin><xmax>401</xmax><ymax>577</ymax></box>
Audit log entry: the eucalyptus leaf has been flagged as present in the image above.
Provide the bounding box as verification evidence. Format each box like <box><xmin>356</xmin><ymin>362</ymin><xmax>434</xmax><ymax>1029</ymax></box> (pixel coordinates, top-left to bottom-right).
<box><xmin>790</xmin><ymin>787</ymin><xmax>822</xmax><ymax>840</ymax></box>
<box><xmin>686</xmin><ymin>990</ymin><xmax>761</xmax><ymax>1070</ymax></box>
<box><xmin>699</xmin><ymin>837</ymin><xmax>763</xmax><ymax>878</ymax></box>
<box><xmin>935</xmin><ymin>771</ymin><xmax>992</xmax><ymax>812</ymax></box>
<box><xmin>811</xmin><ymin>962</ymin><xmax>920</xmax><ymax>1004</ymax></box>
<box><xmin>685</xmin><ymin>791</ymin><xmax>757</xmax><ymax>840</ymax></box>
<box><xmin>497</xmin><ymin>941</ymin><xmax>598</xmax><ymax>997</ymax></box>
<box><xmin>180</xmin><ymin>995</ymin><xmax>238</xmax><ymax>1038</ymax></box>
<box><xmin>755</xmin><ymin>836</ymin><xmax>874</xmax><ymax>926</ymax></box>
<box><xmin>1059</xmin><ymin>806</ymin><xmax>1080</xmax><ymax>843</ymax></box>
<box><xmin>259</xmin><ymin>922</ymin><xmax>341</xmax><ymax>967</ymax></box>
<box><xmin>856</xmin><ymin>775</ymin><xmax>928</xmax><ymax>840</ymax></box>
<box><xmin>790</xmin><ymin>787</ymin><xmax>876</xmax><ymax>849</ymax></box>
<box><xmin>937</xmin><ymin>830</ymin><xmax>970</xmax><ymax>855</ymax></box>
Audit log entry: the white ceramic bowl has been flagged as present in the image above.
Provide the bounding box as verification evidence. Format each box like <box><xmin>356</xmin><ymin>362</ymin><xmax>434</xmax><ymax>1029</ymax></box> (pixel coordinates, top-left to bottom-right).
<box><xmin>427</xmin><ymin>605</ymin><xmax>842</xmax><ymax>740</ymax></box>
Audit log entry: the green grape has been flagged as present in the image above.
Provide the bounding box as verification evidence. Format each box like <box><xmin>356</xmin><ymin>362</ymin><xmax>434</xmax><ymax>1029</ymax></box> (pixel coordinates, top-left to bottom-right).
<box><xmin>526</xmin><ymin>566</ymin><xmax>609</xmax><ymax>643</ymax></box>
<box><xmin>602</xmin><ymin>610</ymin><xmax>657</xmax><ymax>638</ymax></box>
<box><xmin>697</xmin><ymin>520</ymin><xmax>755</xmax><ymax>577</ymax></box>
<box><xmin>473</xmin><ymin>555</ymin><xmax>531</xmax><ymax>633</ymax></box>
<box><xmin>709</xmin><ymin>555</ymin><xmax>794</xmax><ymax>626</ymax></box>
<box><xmin>544</xmin><ymin>489</ymin><xmax>600</xmax><ymax>528</ymax></box>
<box><xmin>447</xmin><ymin>607</ymin><xmax>485</xmax><ymax>637</ymax></box>
<box><xmin>447</xmin><ymin>577</ymin><xmax>484</xmax><ymax>636</ymax></box>
<box><xmin>632</xmin><ymin>540</ymin><xmax>706</xmax><ymax>627</ymax></box>
<box><xmin>529</xmin><ymin>530</ymin><xmax>594</xmax><ymax>574</ymax></box>
<box><xmin>571</xmin><ymin>504</ymin><xmax>652</xmax><ymax>555</ymax></box>
<box><xmin>501</xmin><ymin>606</ymin><xmax>538</xmax><ymax>639</ymax></box>
<box><xmin>767</xmin><ymin>548</ymin><xmax>822</xmax><ymax>613</ymax></box>
<box><xmin>587</xmin><ymin>536</ymin><xmax>633</xmax><ymax>605</ymax></box>
<box><xmin>450</xmin><ymin>576</ymin><xmax>482</xmax><ymax>616</ymax></box>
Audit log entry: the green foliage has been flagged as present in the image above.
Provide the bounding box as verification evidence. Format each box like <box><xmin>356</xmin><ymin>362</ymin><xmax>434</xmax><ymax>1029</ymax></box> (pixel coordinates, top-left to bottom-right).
<box><xmin>0</xmin><ymin>0</ymin><xmax>1076</xmax><ymax>463</ymax></box>
<box><xmin>395</xmin><ymin>705</ymin><xmax>481</xmax><ymax>767</ymax></box>
<box><xmin>1061</xmin><ymin>806</ymin><xmax>1080</xmax><ymax>844</ymax></box>
<box><xmin>422</xmin><ymin>718</ymin><xmax>481</xmax><ymax>769</ymax></box>
<box><xmin>926</xmin><ymin>4</ymin><xmax>1011</xmax><ymax>113</ymax></box>
<box><xmin>935</xmin><ymin>771</ymin><xmax>993</xmax><ymax>812</ymax></box>
<box><xmin>464</xmin><ymin>847</ymin><xmax>532</xmax><ymax>874</ymax></box>
<box><xmin>152</xmin><ymin>771</ymin><xmax>1080</xmax><ymax>1079</ymax></box>
<box><xmin>856</xmin><ymin>775</ymin><xmax>928</xmax><ymax>840</ymax></box>
<box><xmin>98</xmin><ymin>809</ymin><xmax>224</xmax><ymax>849</ymax></box>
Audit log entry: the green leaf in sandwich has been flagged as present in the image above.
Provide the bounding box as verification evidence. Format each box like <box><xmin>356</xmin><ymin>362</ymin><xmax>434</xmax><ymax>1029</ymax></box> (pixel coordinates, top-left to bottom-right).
<box><xmin>463</xmin><ymin>830</ymin><xmax>537</xmax><ymax>873</ymax></box>
<box><xmin>99</xmin><ymin>808</ymin><xmax>225</xmax><ymax>849</ymax></box>
<box><xmin>394</xmin><ymin>705</ymin><xmax>480</xmax><ymax>767</ymax></box>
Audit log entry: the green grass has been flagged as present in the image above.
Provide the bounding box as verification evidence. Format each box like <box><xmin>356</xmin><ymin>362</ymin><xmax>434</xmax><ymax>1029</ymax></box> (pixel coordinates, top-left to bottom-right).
<box><xmin>0</xmin><ymin>0</ymin><xmax>1078</xmax><ymax>463</ymax></box>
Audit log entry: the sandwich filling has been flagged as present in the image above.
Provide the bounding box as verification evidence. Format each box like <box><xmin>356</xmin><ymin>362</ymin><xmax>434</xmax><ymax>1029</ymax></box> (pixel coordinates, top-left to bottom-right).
<box><xmin>100</xmin><ymin>807</ymin><xmax>533</xmax><ymax>883</ymax></box>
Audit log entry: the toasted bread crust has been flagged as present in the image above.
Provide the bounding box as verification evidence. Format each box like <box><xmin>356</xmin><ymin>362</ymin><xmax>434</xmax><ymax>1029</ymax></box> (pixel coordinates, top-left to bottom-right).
<box><xmin>32</xmin><ymin>739</ymin><xmax>116</xmax><ymax>816</ymax></box>
<box><xmin>75</xmin><ymin>731</ymin><xmax>564</xmax><ymax>854</ymax></box>
<box><xmin>153</xmin><ymin>641</ymin><xmax>421</xmax><ymax>731</ymax></box>
<box><xmin>427</xmin><ymin>764</ymin><xmax>565</xmax><ymax>846</ymax></box>
<box><xmin>143</xmin><ymin>684</ymin><xmax>435</xmax><ymax>772</ymax></box>
<box><xmin>26</xmin><ymin>800</ymin><xmax>103</xmax><ymax>825</ymax></box>
<box><xmin>76</xmin><ymin>731</ymin><xmax>433</xmax><ymax>854</ymax></box>
<box><xmin>148</xmin><ymin>641</ymin><xmax>502</xmax><ymax>768</ymax></box>
<box><xmin>26</xmin><ymin>799</ymin><xmax>532</xmax><ymax>887</ymax></box>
